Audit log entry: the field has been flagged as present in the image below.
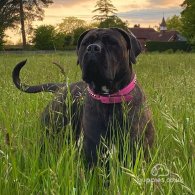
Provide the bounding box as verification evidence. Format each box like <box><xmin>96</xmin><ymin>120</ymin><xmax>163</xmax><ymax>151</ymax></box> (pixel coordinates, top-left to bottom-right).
<box><xmin>0</xmin><ymin>51</ymin><xmax>195</xmax><ymax>194</ymax></box>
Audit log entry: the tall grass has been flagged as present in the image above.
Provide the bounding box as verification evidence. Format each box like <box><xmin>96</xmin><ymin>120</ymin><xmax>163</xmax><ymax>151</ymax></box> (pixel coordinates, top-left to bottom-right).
<box><xmin>0</xmin><ymin>52</ymin><xmax>194</xmax><ymax>194</ymax></box>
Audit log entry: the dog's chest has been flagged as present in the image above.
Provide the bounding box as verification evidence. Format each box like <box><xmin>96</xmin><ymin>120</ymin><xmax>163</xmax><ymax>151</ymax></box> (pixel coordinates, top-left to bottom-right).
<box><xmin>82</xmin><ymin>95</ymin><xmax>134</xmax><ymax>141</ymax></box>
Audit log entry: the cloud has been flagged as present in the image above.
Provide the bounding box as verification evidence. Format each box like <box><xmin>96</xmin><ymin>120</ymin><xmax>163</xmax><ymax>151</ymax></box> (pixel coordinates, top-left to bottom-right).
<box><xmin>119</xmin><ymin>3</ymin><xmax>144</xmax><ymax>11</ymax></box>
<box><xmin>147</xmin><ymin>0</ymin><xmax>171</xmax><ymax>5</ymax></box>
<box><xmin>118</xmin><ymin>6</ymin><xmax>182</xmax><ymax>26</ymax></box>
<box><xmin>50</xmin><ymin>0</ymin><xmax>183</xmax><ymax>10</ymax></box>
<box><xmin>146</xmin><ymin>0</ymin><xmax>183</xmax><ymax>7</ymax></box>
<box><xmin>51</xmin><ymin>0</ymin><xmax>91</xmax><ymax>7</ymax></box>
<box><xmin>42</xmin><ymin>0</ymin><xmax>94</xmax><ymax>23</ymax></box>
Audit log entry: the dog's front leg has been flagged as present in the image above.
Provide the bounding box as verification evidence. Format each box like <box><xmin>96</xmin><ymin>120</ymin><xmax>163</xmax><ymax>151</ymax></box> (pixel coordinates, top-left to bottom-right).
<box><xmin>41</xmin><ymin>86</ymin><xmax>84</xmax><ymax>137</ymax></box>
<box><xmin>41</xmin><ymin>92</ymin><xmax>68</xmax><ymax>135</ymax></box>
<box><xmin>83</xmin><ymin>136</ymin><xmax>99</xmax><ymax>168</ymax></box>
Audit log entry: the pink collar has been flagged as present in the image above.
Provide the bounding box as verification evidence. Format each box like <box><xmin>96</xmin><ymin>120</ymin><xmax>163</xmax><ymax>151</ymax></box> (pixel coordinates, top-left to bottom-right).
<box><xmin>87</xmin><ymin>74</ymin><xmax>136</xmax><ymax>104</ymax></box>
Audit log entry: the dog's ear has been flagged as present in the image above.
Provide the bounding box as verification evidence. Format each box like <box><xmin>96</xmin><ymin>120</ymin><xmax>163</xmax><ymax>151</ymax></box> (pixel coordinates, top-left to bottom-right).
<box><xmin>111</xmin><ymin>28</ymin><xmax>142</xmax><ymax>64</ymax></box>
<box><xmin>76</xmin><ymin>29</ymin><xmax>92</xmax><ymax>65</ymax></box>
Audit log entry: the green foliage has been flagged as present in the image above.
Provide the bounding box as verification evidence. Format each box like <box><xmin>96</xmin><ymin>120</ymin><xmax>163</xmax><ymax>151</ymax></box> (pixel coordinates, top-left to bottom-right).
<box><xmin>57</xmin><ymin>17</ymin><xmax>86</xmax><ymax>35</ymax></box>
<box><xmin>0</xmin><ymin>0</ymin><xmax>20</xmax><ymax>48</ymax></box>
<box><xmin>53</xmin><ymin>32</ymin><xmax>67</xmax><ymax>50</ymax></box>
<box><xmin>92</xmin><ymin>0</ymin><xmax>117</xmax><ymax>21</ymax></box>
<box><xmin>88</xmin><ymin>21</ymin><xmax>100</xmax><ymax>29</ymax></box>
<box><xmin>92</xmin><ymin>0</ymin><xmax>128</xmax><ymax>30</ymax></box>
<box><xmin>20</xmin><ymin>0</ymin><xmax>53</xmax><ymax>46</ymax></box>
<box><xmin>146</xmin><ymin>41</ymin><xmax>191</xmax><ymax>52</ymax></box>
<box><xmin>166</xmin><ymin>15</ymin><xmax>183</xmax><ymax>33</ymax></box>
<box><xmin>72</xmin><ymin>27</ymin><xmax>89</xmax><ymax>45</ymax></box>
<box><xmin>32</xmin><ymin>23</ymin><xmax>90</xmax><ymax>50</ymax></box>
<box><xmin>181</xmin><ymin>0</ymin><xmax>195</xmax><ymax>43</ymax></box>
<box><xmin>56</xmin><ymin>17</ymin><xmax>91</xmax><ymax>47</ymax></box>
<box><xmin>63</xmin><ymin>34</ymin><xmax>72</xmax><ymax>46</ymax></box>
<box><xmin>98</xmin><ymin>15</ymin><xmax>128</xmax><ymax>29</ymax></box>
<box><xmin>0</xmin><ymin>0</ymin><xmax>20</xmax><ymax>30</ymax></box>
<box><xmin>18</xmin><ymin>0</ymin><xmax>53</xmax><ymax>26</ymax></box>
<box><xmin>32</xmin><ymin>25</ymin><xmax>55</xmax><ymax>50</ymax></box>
<box><xmin>0</xmin><ymin>0</ymin><xmax>53</xmax><ymax>47</ymax></box>
<box><xmin>0</xmin><ymin>52</ymin><xmax>195</xmax><ymax>194</ymax></box>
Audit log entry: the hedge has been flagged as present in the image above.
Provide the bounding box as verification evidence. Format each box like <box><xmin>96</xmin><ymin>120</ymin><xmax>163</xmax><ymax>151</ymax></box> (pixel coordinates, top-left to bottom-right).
<box><xmin>146</xmin><ymin>41</ymin><xmax>192</xmax><ymax>52</ymax></box>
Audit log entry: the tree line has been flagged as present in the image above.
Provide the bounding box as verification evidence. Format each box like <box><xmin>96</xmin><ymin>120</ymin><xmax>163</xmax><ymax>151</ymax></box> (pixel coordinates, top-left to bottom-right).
<box><xmin>32</xmin><ymin>14</ymin><xmax>129</xmax><ymax>50</ymax></box>
<box><xmin>0</xmin><ymin>0</ymin><xmax>129</xmax><ymax>50</ymax></box>
<box><xmin>0</xmin><ymin>0</ymin><xmax>195</xmax><ymax>50</ymax></box>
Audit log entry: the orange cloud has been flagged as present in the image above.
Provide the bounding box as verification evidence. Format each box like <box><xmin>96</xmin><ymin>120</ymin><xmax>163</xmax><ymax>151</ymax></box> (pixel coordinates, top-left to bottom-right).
<box><xmin>50</xmin><ymin>0</ymin><xmax>91</xmax><ymax>8</ymax></box>
<box><xmin>146</xmin><ymin>0</ymin><xmax>183</xmax><ymax>7</ymax></box>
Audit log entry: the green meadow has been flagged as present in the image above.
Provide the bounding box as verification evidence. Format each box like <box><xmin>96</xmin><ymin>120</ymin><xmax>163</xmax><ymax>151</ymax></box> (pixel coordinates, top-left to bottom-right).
<box><xmin>0</xmin><ymin>51</ymin><xmax>195</xmax><ymax>194</ymax></box>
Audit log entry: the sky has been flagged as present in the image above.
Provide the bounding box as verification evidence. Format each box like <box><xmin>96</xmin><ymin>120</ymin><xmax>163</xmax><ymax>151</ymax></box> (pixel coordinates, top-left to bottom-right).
<box><xmin>5</xmin><ymin>0</ymin><xmax>183</xmax><ymax>44</ymax></box>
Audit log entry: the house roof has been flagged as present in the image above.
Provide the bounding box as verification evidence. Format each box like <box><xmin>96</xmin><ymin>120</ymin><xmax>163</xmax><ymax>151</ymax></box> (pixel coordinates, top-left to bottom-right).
<box><xmin>129</xmin><ymin>27</ymin><xmax>184</xmax><ymax>42</ymax></box>
<box><xmin>129</xmin><ymin>27</ymin><xmax>156</xmax><ymax>39</ymax></box>
<box><xmin>149</xmin><ymin>31</ymin><xmax>178</xmax><ymax>41</ymax></box>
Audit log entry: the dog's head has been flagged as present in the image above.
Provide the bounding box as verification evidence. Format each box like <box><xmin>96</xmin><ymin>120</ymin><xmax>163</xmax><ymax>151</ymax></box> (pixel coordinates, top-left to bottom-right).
<box><xmin>77</xmin><ymin>28</ymin><xmax>141</xmax><ymax>94</ymax></box>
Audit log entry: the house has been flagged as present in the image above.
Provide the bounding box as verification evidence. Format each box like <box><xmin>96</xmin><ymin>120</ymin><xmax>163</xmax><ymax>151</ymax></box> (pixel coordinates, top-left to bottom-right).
<box><xmin>129</xmin><ymin>17</ymin><xmax>187</xmax><ymax>51</ymax></box>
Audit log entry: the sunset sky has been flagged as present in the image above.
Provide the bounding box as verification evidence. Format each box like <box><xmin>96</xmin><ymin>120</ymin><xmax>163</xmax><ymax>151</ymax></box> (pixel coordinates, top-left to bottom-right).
<box><xmin>5</xmin><ymin>0</ymin><xmax>183</xmax><ymax>44</ymax></box>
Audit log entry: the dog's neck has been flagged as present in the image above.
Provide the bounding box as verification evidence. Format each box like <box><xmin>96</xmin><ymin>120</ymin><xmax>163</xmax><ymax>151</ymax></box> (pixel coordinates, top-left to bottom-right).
<box><xmin>113</xmin><ymin>65</ymin><xmax>133</xmax><ymax>92</ymax></box>
<box><xmin>87</xmin><ymin>73</ymin><xmax>136</xmax><ymax>104</ymax></box>
<box><xmin>87</xmin><ymin>62</ymin><xmax>133</xmax><ymax>95</ymax></box>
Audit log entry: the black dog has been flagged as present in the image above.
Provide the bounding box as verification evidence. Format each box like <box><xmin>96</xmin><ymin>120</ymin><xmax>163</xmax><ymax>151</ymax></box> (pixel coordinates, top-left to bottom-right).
<box><xmin>12</xmin><ymin>28</ymin><xmax>154</xmax><ymax>167</ymax></box>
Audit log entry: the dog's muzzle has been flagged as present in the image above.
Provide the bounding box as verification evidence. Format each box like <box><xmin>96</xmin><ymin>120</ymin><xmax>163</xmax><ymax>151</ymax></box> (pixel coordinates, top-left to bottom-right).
<box><xmin>82</xmin><ymin>43</ymin><xmax>103</xmax><ymax>83</ymax></box>
<box><xmin>86</xmin><ymin>44</ymin><xmax>101</xmax><ymax>53</ymax></box>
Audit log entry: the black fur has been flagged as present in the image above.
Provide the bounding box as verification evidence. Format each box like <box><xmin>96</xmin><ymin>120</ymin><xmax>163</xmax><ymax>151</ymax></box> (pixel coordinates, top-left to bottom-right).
<box><xmin>12</xmin><ymin>28</ymin><xmax>154</xmax><ymax>168</ymax></box>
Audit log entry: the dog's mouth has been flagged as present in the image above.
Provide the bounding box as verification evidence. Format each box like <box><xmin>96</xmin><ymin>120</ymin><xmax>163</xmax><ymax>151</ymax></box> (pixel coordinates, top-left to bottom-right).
<box><xmin>87</xmin><ymin>79</ymin><xmax>114</xmax><ymax>95</ymax></box>
<box><xmin>81</xmin><ymin>50</ymin><xmax>116</xmax><ymax>94</ymax></box>
<box><xmin>82</xmin><ymin>61</ymin><xmax>113</xmax><ymax>94</ymax></box>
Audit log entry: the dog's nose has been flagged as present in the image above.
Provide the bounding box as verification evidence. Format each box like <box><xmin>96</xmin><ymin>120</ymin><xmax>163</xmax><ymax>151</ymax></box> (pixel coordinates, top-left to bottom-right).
<box><xmin>87</xmin><ymin>44</ymin><xmax>101</xmax><ymax>53</ymax></box>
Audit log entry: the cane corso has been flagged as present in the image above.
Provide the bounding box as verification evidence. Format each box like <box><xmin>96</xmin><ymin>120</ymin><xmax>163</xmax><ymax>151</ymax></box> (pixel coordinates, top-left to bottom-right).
<box><xmin>12</xmin><ymin>28</ymin><xmax>154</xmax><ymax>167</ymax></box>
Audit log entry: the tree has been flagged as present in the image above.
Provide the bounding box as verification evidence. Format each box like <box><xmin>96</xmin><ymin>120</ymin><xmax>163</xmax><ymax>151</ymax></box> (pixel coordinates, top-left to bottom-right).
<box><xmin>98</xmin><ymin>15</ymin><xmax>128</xmax><ymax>29</ymax></box>
<box><xmin>92</xmin><ymin>0</ymin><xmax>117</xmax><ymax>21</ymax></box>
<box><xmin>181</xmin><ymin>0</ymin><xmax>195</xmax><ymax>43</ymax></box>
<box><xmin>0</xmin><ymin>0</ymin><xmax>20</xmax><ymax>47</ymax></box>
<box><xmin>0</xmin><ymin>0</ymin><xmax>20</xmax><ymax>30</ymax></box>
<box><xmin>57</xmin><ymin>17</ymin><xmax>87</xmax><ymax>34</ymax></box>
<box><xmin>63</xmin><ymin>34</ymin><xmax>72</xmax><ymax>46</ymax></box>
<box><xmin>18</xmin><ymin>0</ymin><xmax>53</xmax><ymax>48</ymax></box>
<box><xmin>0</xmin><ymin>0</ymin><xmax>53</xmax><ymax>48</ymax></box>
<box><xmin>72</xmin><ymin>27</ymin><xmax>89</xmax><ymax>45</ymax></box>
<box><xmin>32</xmin><ymin>25</ymin><xmax>55</xmax><ymax>50</ymax></box>
<box><xmin>166</xmin><ymin>15</ymin><xmax>183</xmax><ymax>33</ymax></box>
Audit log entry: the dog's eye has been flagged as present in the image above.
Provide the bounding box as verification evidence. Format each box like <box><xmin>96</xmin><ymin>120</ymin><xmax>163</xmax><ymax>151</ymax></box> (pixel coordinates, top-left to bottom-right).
<box><xmin>81</xmin><ymin>40</ymin><xmax>89</xmax><ymax>46</ymax></box>
<box><xmin>109</xmin><ymin>39</ymin><xmax>118</xmax><ymax>46</ymax></box>
<box><xmin>102</xmin><ymin>36</ymin><xmax>117</xmax><ymax>46</ymax></box>
<box><xmin>82</xmin><ymin>36</ymin><xmax>96</xmax><ymax>46</ymax></box>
